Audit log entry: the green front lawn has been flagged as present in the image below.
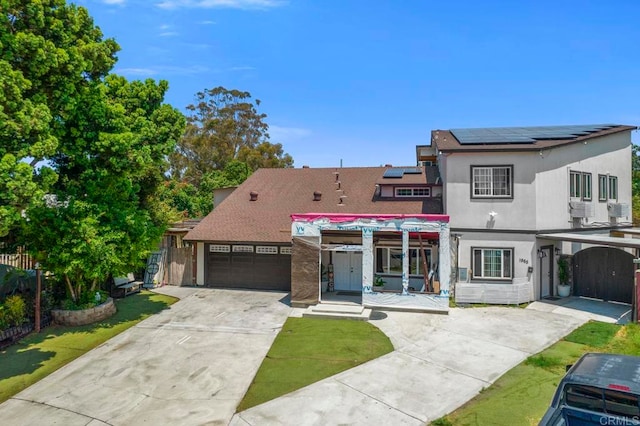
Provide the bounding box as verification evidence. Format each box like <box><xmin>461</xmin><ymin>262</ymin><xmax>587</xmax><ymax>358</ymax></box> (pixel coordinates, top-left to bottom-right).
<box><xmin>0</xmin><ymin>290</ymin><xmax>177</xmax><ymax>404</ymax></box>
<box><xmin>237</xmin><ymin>317</ymin><xmax>394</xmax><ymax>412</ymax></box>
<box><xmin>434</xmin><ymin>321</ymin><xmax>635</xmax><ymax>425</ymax></box>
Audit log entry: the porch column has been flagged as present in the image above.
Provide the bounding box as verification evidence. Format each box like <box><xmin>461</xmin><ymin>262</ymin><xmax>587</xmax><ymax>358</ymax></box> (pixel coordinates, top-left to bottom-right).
<box><xmin>402</xmin><ymin>229</ymin><xmax>409</xmax><ymax>295</ymax></box>
<box><xmin>438</xmin><ymin>224</ymin><xmax>451</xmax><ymax>297</ymax></box>
<box><xmin>362</xmin><ymin>230</ymin><xmax>374</xmax><ymax>293</ymax></box>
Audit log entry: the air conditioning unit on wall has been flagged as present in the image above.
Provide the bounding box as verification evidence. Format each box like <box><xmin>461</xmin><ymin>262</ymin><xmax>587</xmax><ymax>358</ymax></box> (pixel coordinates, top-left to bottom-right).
<box><xmin>569</xmin><ymin>202</ymin><xmax>594</xmax><ymax>218</ymax></box>
<box><xmin>608</xmin><ymin>203</ymin><xmax>630</xmax><ymax>218</ymax></box>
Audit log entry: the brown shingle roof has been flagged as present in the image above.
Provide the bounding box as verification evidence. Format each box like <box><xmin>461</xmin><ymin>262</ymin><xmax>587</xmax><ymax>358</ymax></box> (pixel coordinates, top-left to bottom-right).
<box><xmin>432</xmin><ymin>124</ymin><xmax>636</xmax><ymax>153</ymax></box>
<box><xmin>185</xmin><ymin>167</ymin><xmax>440</xmax><ymax>243</ymax></box>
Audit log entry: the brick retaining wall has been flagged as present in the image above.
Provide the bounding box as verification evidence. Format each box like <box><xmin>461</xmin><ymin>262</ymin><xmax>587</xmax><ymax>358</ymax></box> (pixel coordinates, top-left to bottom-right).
<box><xmin>52</xmin><ymin>298</ymin><xmax>117</xmax><ymax>326</ymax></box>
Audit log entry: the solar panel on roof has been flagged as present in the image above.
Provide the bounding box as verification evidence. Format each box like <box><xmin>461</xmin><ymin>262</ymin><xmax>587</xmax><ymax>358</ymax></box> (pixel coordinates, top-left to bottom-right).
<box><xmin>383</xmin><ymin>169</ymin><xmax>405</xmax><ymax>178</ymax></box>
<box><xmin>402</xmin><ymin>167</ymin><xmax>422</xmax><ymax>174</ymax></box>
<box><xmin>450</xmin><ymin>124</ymin><xmax>617</xmax><ymax>145</ymax></box>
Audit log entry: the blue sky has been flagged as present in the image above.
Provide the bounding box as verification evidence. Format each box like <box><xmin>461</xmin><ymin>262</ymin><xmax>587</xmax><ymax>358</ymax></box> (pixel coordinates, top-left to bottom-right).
<box><xmin>82</xmin><ymin>0</ymin><xmax>639</xmax><ymax>167</ymax></box>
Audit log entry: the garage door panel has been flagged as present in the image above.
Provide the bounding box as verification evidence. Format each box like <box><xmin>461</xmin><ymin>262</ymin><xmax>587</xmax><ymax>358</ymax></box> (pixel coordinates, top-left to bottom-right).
<box><xmin>206</xmin><ymin>244</ymin><xmax>290</xmax><ymax>291</ymax></box>
<box><xmin>573</xmin><ymin>247</ymin><xmax>633</xmax><ymax>304</ymax></box>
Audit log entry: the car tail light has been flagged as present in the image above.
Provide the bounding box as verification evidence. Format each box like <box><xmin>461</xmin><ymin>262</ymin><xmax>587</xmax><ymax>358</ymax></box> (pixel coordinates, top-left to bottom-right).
<box><xmin>608</xmin><ymin>384</ymin><xmax>631</xmax><ymax>391</ymax></box>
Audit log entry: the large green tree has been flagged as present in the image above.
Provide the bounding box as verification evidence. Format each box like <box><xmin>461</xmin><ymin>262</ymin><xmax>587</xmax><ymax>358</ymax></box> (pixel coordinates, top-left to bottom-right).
<box><xmin>169</xmin><ymin>86</ymin><xmax>293</xmax><ymax>186</ymax></box>
<box><xmin>1</xmin><ymin>1</ymin><xmax>185</xmax><ymax>301</ymax></box>
<box><xmin>0</xmin><ymin>0</ymin><xmax>118</xmax><ymax>240</ymax></box>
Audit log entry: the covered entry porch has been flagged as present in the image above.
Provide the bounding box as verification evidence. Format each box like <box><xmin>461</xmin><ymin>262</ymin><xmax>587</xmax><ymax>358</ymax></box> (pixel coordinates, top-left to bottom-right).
<box><xmin>290</xmin><ymin>213</ymin><xmax>451</xmax><ymax>313</ymax></box>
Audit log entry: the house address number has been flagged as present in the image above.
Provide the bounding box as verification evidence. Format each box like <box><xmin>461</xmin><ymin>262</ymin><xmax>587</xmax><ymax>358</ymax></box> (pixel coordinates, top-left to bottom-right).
<box><xmin>518</xmin><ymin>258</ymin><xmax>529</xmax><ymax>265</ymax></box>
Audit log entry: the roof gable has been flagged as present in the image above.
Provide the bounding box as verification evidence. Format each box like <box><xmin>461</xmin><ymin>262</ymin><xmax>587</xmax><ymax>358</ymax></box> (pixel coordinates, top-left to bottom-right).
<box><xmin>185</xmin><ymin>166</ymin><xmax>441</xmax><ymax>243</ymax></box>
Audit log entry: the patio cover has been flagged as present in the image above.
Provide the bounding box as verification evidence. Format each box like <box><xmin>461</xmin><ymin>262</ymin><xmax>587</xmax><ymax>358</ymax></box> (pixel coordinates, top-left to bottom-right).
<box><xmin>537</xmin><ymin>232</ymin><xmax>640</xmax><ymax>249</ymax></box>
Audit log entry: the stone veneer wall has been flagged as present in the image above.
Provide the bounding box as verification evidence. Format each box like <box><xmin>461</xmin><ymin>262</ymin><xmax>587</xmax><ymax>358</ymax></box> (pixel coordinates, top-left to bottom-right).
<box><xmin>52</xmin><ymin>298</ymin><xmax>117</xmax><ymax>326</ymax></box>
<box><xmin>291</xmin><ymin>236</ymin><xmax>320</xmax><ymax>307</ymax></box>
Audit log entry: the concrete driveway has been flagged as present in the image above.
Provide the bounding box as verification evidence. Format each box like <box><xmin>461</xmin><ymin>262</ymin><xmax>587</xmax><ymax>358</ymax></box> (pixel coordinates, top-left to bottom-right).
<box><xmin>0</xmin><ymin>288</ymin><xmax>292</xmax><ymax>426</ymax></box>
<box><xmin>231</xmin><ymin>306</ymin><xmax>587</xmax><ymax>425</ymax></box>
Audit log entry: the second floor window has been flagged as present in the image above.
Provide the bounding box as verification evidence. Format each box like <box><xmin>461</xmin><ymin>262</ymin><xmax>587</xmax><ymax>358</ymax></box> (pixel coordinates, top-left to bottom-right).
<box><xmin>471</xmin><ymin>166</ymin><xmax>513</xmax><ymax>198</ymax></box>
<box><xmin>609</xmin><ymin>176</ymin><xmax>618</xmax><ymax>200</ymax></box>
<box><xmin>570</xmin><ymin>171</ymin><xmax>592</xmax><ymax>200</ymax></box>
<box><xmin>598</xmin><ymin>174</ymin><xmax>608</xmax><ymax>201</ymax></box>
<box><xmin>395</xmin><ymin>187</ymin><xmax>431</xmax><ymax>197</ymax></box>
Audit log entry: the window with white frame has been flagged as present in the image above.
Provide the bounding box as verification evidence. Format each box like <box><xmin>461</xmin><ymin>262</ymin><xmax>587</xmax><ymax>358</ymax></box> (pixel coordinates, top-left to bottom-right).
<box><xmin>233</xmin><ymin>245</ymin><xmax>254</xmax><ymax>253</ymax></box>
<box><xmin>598</xmin><ymin>174</ymin><xmax>608</xmax><ymax>201</ymax></box>
<box><xmin>280</xmin><ymin>246</ymin><xmax>292</xmax><ymax>255</ymax></box>
<box><xmin>375</xmin><ymin>246</ymin><xmax>432</xmax><ymax>275</ymax></box>
<box><xmin>472</xmin><ymin>248</ymin><xmax>512</xmax><ymax>280</ymax></box>
<box><xmin>582</xmin><ymin>173</ymin><xmax>592</xmax><ymax>200</ymax></box>
<box><xmin>569</xmin><ymin>171</ymin><xmax>582</xmax><ymax>198</ymax></box>
<box><xmin>570</xmin><ymin>171</ymin><xmax>591</xmax><ymax>200</ymax></box>
<box><xmin>395</xmin><ymin>187</ymin><xmax>431</xmax><ymax>198</ymax></box>
<box><xmin>209</xmin><ymin>244</ymin><xmax>230</xmax><ymax>253</ymax></box>
<box><xmin>471</xmin><ymin>166</ymin><xmax>512</xmax><ymax>198</ymax></box>
<box><xmin>256</xmin><ymin>246</ymin><xmax>278</xmax><ymax>254</ymax></box>
<box><xmin>609</xmin><ymin>176</ymin><xmax>618</xmax><ymax>200</ymax></box>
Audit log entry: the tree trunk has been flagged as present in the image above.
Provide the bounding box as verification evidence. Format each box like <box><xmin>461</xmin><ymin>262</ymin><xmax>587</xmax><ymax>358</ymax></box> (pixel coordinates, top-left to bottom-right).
<box><xmin>65</xmin><ymin>275</ymin><xmax>77</xmax><ymax>302</ymax></box>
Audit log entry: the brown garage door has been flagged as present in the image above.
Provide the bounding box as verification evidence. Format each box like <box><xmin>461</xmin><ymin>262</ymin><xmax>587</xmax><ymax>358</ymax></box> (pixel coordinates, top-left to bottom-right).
<box><xmin>205</xmin><ymin>244</ymin><xmax>291</xmax><ymax>291</ymax></box>
<box><xmin>573</xmin><ymin>247</ymin><xmax>634</xmax><ymax>304</ymax></box>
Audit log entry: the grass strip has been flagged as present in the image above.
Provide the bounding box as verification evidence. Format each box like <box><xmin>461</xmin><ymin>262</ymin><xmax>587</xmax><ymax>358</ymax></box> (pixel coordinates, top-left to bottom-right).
<box><xmin>237</xmin><ymin>317</ymin><xmax>393</xmax><ymax>411</ymax></box>
<box><xmin>0</xmin><ymin>290</ymin><xmax>177</xmax><ymax>403</ymax></box>
<box><xmin>433</xmin><ymin>321</ymin><xmax>636</xmax><ymax>426</ymax></box>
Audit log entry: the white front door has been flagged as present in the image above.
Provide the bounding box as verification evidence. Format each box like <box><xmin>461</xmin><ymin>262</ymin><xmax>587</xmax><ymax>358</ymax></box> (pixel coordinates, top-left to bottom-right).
<box><xmin>333</xmin><ymin>252</ymin><xmax>363</xmax><ymax>291</ymax></box>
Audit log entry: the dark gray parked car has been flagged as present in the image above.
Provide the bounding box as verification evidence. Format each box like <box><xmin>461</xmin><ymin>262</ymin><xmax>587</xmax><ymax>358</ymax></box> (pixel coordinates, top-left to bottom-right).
<box><xmin>539</xmin><ymin>353</ymin><xmax>640</xmax><ymax>425</ymax></box>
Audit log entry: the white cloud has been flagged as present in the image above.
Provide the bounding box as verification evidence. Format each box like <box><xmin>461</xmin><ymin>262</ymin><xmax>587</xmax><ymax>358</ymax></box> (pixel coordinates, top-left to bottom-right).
<box><xmin>156</xmin><ymin>0</ymin><xmax>286</xmax><ymax>10</ymax></box>
<box><xmin>103</xmin><ymin>0</ymin><xmax>126</xmax><ymax>4</ymax></box>
<box><xmin>159</xmin><ymin>24</ymin><xmax>172</xmax><ymax>30</ymax></box>
<box><xmin>228</xmin><ymin>66</ymin><xmax>255</xmax><ymax>71</ymax></box>
<box><xmin>115</xmin><ymin>65</ymin><xmax>209</xmax><ymax>77</ymax></box>
<box><xmin>200</xmin><ymin>20</ymin><xmax>217</xmax><ymax>25</ymax></box>
<box><xmin>115</xmin><ymin>67</ymin><xmax>159</xmax><ymax>76</ymax></box>
<box><xmin>269</xmin><ymin>125</ymin><xmax>312</xmax><ymax>141</ymax></box>
<box><xmin>159</xmin><ymin>31</ymin><xmax>180</xmax><ymax>37</ymax></box>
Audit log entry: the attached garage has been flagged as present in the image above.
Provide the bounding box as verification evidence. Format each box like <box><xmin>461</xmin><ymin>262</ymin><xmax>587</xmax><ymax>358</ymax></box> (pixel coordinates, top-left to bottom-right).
<box><xmin>205</xmin><ymin>243</ymin><xmax>291</xmax><ymax>291</ymax></box>
<box><xmin>538</xmin><ymin>232</ymin><xmax>640</xmax><ymax>305</ymax></box>
<box><xmin>573</xmin><ymin>247</ymin><xmax>634</xmax><ymax>304</ymax></box>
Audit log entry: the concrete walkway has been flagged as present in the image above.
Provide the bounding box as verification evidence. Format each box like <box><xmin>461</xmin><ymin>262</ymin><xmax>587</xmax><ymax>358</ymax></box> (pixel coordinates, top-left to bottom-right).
<box><xmin>0</xmin><ymin>288</ymin><xmax>627</xmax><ymax>425</ymax></box>
<box><xmin>527</xmin><ymin>296</ymin><xmax>632</xmax><ymax>324</ymax></box>
<box><xmin>231</xmin><ymin>306</ymin><xmax>588</xmax><ymax>425</ymax></box>
<box><xmin>0</xmin><ymin>288</ymin><xmax>292</xmax><ymax>426</ymax></box>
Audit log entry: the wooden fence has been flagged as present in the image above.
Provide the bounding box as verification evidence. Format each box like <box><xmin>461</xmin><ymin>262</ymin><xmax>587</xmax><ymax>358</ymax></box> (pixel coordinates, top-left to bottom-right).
<box><xmin>166</xmin><ymin>247</ymin><xmax>194</xmax><ymax>286</ymax></box>
<box><xmin>0</xmin><ymin>252</ymin><xmax>35</xmax><ymax>269</ymax></box>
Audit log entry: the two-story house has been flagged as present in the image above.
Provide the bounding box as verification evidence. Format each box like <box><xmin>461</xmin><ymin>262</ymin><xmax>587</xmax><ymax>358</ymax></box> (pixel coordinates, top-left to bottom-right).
<box><xmin>183</xmin><ymin>123</ymin><xmax>637</xmax><ymax>312</ymax></box>
<box><xmin>429</xmin><ymin>124</ymin><xmax>637</xmax><ymax>305</ymax></box>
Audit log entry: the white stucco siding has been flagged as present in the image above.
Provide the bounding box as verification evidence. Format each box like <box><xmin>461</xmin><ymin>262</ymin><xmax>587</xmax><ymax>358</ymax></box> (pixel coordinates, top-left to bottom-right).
<box><xmin>456</xmin><ymin>232</ymin><xmax>536</xmax><ymax>289</ymax></box>
<box><xmin>442</xmin><ymin>130</ymin><xmax>632</xmax><ymax>232</ymax></box>
<box><xmin>535</xmin><ymin>132</ymin><xmax>632</xmax><ymax>230</ymax></box>
<box><xmin>443</xmin><ymin>152</ymin><xmax>537</xmax><ymax>230</ymax></box>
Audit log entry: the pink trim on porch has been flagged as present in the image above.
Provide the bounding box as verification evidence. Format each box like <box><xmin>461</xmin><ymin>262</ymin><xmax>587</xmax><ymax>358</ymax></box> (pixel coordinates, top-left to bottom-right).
<box><xmin>290</xmin><ymin>213</ymin><xmax>450</xmax><ymax>223</ymax></box>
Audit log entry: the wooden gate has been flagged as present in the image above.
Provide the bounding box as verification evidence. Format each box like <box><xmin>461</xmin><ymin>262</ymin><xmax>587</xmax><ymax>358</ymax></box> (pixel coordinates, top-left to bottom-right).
<box><xmin>167</xmin><ymin>247</ymin><xmax>193</xmax><ymax>286</ymax></box>
<box><xmin>573</xmin><ymin>247</ymin><xmax>633</xmax><ymax>304</ymax></box>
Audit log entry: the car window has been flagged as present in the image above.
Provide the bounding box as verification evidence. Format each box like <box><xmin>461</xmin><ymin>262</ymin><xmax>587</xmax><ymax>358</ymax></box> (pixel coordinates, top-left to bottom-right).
<box><xmin>564</xmin><ymin>385</ymin><xmax>605</xmax><ymax>413</ymax></box>
<box><xmin>564</xmin><ymin>384</ymin><xmax>640</xmax><ymax>418</ymax></box>
<box><xmin>604</xmin><ymin>389</ymin><xmax>640</xmax><ymax>417</ymax></box>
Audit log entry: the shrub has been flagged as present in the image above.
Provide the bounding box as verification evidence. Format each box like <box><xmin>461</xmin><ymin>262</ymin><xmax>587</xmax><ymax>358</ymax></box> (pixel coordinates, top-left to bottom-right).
<box><xmin>4</xmin><ymin>295</ymin><xmax>27</xmax><ymax>327</ymax></box>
